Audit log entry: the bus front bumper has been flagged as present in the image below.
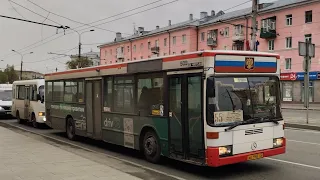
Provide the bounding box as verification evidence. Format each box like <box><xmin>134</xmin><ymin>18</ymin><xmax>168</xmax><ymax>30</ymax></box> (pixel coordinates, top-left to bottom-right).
<box><xmin>206</xmin><ymin>138</ymin><xmax>286</xmax><ymax>167</ymax></box>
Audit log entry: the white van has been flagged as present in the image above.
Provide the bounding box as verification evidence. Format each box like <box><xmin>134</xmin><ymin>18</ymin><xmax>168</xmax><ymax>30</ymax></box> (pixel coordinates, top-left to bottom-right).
<box><xmin>12</xmin><ymin>79</ymin><xmax>45</xmax><ymax>128</ymax></box>
<box><xmin>0</xmin><ymin>84</ymin><xmax>13</xmax><ymax>116</ymax></box>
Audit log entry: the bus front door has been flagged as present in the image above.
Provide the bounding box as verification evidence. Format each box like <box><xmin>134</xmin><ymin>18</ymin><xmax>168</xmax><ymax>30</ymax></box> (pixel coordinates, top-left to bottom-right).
<box><xmin>24</xmin><ymin>86</ymin><xmax>30</xmax><ymax>120</ymax></box>
<box><xmin>168</xmin><ymin>74</ymin><xmax>204</xmax><ymax>161</ymax></box>
<box><xmin>85</xmin><ymin>80</ymin><xmax>102</xmax><ymax>139</ymax></box>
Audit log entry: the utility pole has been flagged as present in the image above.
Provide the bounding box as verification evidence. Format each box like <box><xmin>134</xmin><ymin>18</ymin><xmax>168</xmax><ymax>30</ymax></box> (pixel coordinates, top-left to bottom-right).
<box><xmin>56</xmin><ymin>67</ymin><xmax>58</xmax><ymax>72</ymax></box>
<box><xmin>251</xmin><ymin>0</ymin><xmax>258</xmax><ymax>51</ymax></box>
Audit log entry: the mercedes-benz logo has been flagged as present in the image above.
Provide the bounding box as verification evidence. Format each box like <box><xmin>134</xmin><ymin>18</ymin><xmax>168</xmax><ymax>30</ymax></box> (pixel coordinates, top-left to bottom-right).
<box><xmin>251</xmin><ymin>142</ymin><xmax>257</xmax><ymax>150</ymax></box>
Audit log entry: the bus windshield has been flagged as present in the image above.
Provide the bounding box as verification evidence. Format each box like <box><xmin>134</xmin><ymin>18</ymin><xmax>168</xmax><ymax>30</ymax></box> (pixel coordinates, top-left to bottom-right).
<box><xmin>207</xmin><ymin>76</ymin><xmax>281</xmax><ymax>126</ymax></box>
<box><xmin>0</xmin><ymin>90</ymin><xmax>13</xmax><ymax>101</ymax></box>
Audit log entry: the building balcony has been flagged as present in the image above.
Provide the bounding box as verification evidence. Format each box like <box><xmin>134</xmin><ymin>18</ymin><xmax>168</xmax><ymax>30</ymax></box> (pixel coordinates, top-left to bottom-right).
<box><xmin>260</xmin><ymin>29</ymin><xmax>277</xmax><ymax>39</ymax></box>
<box><xmin>207</xmin><ymin>38</ymin><xmax>217</xmax><ymax>46</ymax></box>
<box><xmin>151</xmin><ymin>46</ymin><xmax>160</xmax><ymax>54</ymax></box>
<box><xmin>232</xmin><ymin>33</ymin><xmax>245</xmax><ymax>41</ymax></box>
<box><xmin>116</xmin><ymin>52</ymin><xmax>124</xmax><ymax>59</ymax></box>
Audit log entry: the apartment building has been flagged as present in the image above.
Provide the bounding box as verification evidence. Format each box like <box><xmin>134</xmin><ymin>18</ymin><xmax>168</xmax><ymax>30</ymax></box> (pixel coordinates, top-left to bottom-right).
<box><xmin>98</xmin><ymin>0</ymin><xmax>320</xmax><ymax>103</ymax></box>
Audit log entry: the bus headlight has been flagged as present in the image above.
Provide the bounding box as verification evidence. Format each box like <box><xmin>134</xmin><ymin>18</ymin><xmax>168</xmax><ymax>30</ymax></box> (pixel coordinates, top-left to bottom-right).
<box><xmin>273</xmin><ymin>138</ymin><xmax>284</xmax><ymax>148</ymax></box>
<box><xmin>38</xmin><ymin>112</ymin><xmax>45</xmax><ymax>116</ymax></box>
<box><xmin>219</xmin><ymin>146</ymin><xmax>232</xmax><ymax>156</ymax></box>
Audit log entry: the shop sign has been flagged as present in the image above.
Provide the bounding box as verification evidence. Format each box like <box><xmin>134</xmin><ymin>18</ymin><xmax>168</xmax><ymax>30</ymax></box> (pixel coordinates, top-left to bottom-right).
<box><xmin>296</xmin><ymin>72</ymin><xmax>318</xmax><ymax>81</ymax></box>
<box><xmin>280</xmin><ymin>72</ymin><xmax>297</xmax><ymax>81</ymax></box>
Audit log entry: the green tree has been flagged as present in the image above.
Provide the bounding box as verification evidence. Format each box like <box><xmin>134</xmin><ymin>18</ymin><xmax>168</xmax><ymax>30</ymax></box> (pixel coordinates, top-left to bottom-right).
<box><xmin>4</xmin><ymin>65</ymin><xmax>19</xmax><ymax>83</ymax></box>
<box><xmin>0</xmin><ymin>70</ymin><xmax>8</xmax><ymax>83</ymax></box>
<box><xmin>66</xmin><ymin>57</ymin><xmax>93</xmax><ymax>69</ymax></box>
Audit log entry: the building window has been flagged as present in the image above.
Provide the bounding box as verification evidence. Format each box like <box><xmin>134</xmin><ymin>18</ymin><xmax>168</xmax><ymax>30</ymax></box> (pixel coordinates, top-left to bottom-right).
<box><xmin>141</xmin><ymin>56</ymin><xmax>143</xmax><ymax>59</ymax></box>
<box><xmin>110</xmin><ymin>49</ymin><xmax>112</xmax><ymax>55</ymax></box>
<box><xmin>181</xmin><ymin>50</ymin><xmax>186</xmax><ymax>54</ymax></box>
<box><xmin>232</xmin><ymin>43</ymin><xmax>244</xmax><ymax>51</ymax></box>
<box><xmin>234</xmin><ymin>25</ymin><xmax>243</xmax><ymax>34</ymax></box>
<box><xmin>155</xmin><ymin>40</ymin><xmax>159</xmax><ymax>47</ymax></box>
<box><xmin>136</xmin><ymin>73</ymin><xmax>164</xmax><ymax>116</ymax></box>
<box><xmin>285</xmin><ymin>58</ymin><xmax>291</xmax><ymax>70</ymax></box>
<box><xmin>268</xmin><ymin>40</ymin><xmax>274</xmax><ymax>51</ymax></box>
<box><xmin>201</xmin><ymin>32</ymin><xmax>205</xmax><ymax>41</ymax></box>
<box><xmin>224</xmin><ymin>27</ymin><xmax>229</xmax><ymax>37</ymax></box>
<box><xmin>172</xmin><ymin>52</ymin><xmax>176</xmax><ymax>55</ymax></box>
<box><xmin>172</xmin><ymin>36</ymin><xmax>176</xmax><ymax>45</ymax></box>
<box><xmin>305</xmin><ymin>10</ymin><xmax>312</xmax><ymax>23</ymax></box>
<box><xmin>286</xmin><ymin>37</ymin><xmax>292</xmax><ymax>48</ymax></box>
<box><xmin>305</xmin><ymin>34</ymin><xmax>312</xmax><ymax>43</ymax></box>
<box><xmin>262</xmin><ymin>18</ymin><xmax>276</xmax><ymax>32</ymax></box>
<box><xmin>182</xmin><ymin>34</ymin><xmax>186</xmax><ymax>44</ymax></box>
<box><xmin>105</xmin><ymin>50</ymin><xmax>108</xmax><ymax>56</ymax></box>
<box><xmin>127</xmin><ymin>46</ymin><xmax>130</xmax><ymax>52</ymax></box>
<box><xmin>164</xmin><ymin>38</ymin><xmax>167</xmax><ymax>46</ymax></box>
<box><xmin>133</xmin><ymin>45</ymin><xmax>136</xmax><ymax>52</ymax></box>
<box><xmin>286</xmin><ymin>14</ymin><xmax>292</xmax><ymax>26</ymax></box>
<box><xmin>148</xmin><ymin>42</ymin><xmax>151</xmax><ymax>49</ymax></box>
<box><xmin>134</xmin><ymin>58</ymin><xmax>136</xmax><ymax>60</ymax></box>
<box><xmin>163</xmin><ymin>53</ymin><xmax>167</xmax><ymax>56</ymax></box>
<box><xmin>140</xmin><ymin>43</ymin><xmax>144</xmax><ymax>50</ymax></box>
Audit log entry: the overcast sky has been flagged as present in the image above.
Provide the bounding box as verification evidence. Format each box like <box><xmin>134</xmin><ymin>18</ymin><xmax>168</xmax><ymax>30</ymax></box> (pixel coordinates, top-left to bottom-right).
<box><xmin>0</xmin><ymin>0</ymin><xmax>273</xmax><ymax>73</ymax></box>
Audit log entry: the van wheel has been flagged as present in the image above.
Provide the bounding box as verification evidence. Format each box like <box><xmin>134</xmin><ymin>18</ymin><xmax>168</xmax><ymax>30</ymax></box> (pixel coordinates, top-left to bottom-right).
<box><xmin>66</xmin><ymin>117</ymin><xmax>76</xmax><ymax>140</ymax></box>
<box><xmin>16</xmin><ymin>111</ymin><xmax>22</xmax><ymax>124</ymax></box>
<box><xmin>31</xmin><ymin>114</ymin><xmax>38</xmax><ymax>128</ymax></box>
<box><xmin>142</xmin><ymin>130</ymin><xmax>161</xmax><ymax>163</ymax></box>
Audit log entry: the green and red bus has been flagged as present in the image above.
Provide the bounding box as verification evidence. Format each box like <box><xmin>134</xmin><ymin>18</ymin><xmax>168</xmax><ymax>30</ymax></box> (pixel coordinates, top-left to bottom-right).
<box><xmin>44</xmin><ymin>50</ymin><xmax>285</xmax><ymax>167</ymax></box>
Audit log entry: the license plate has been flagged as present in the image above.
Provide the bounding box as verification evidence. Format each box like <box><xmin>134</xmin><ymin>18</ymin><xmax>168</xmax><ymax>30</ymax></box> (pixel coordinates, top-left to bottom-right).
<box><xmin>247</xmin><ymin>153</ymin><xmax>263</xmax><ymax>160</ymax></box>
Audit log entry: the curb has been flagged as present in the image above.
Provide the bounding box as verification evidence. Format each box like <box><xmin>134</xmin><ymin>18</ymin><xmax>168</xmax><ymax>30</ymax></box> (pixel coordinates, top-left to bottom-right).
<box><xmin>285</xmin><ymin>123</ymin><xmax>320</xmax><ymax>131</ymax></box>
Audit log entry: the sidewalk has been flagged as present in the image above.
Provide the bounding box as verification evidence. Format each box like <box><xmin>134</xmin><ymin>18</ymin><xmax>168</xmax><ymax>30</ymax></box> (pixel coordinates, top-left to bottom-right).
<box><xmin>281</xmin><ymin>103</ymin><xmax>320</xmax><ymax>110</ymax></box>
<box><xmin>283</xmin><ymin>110</ymin><xmax>320</xmax><ymax>131</ymax></box>
<box><xmin>0</xmin><ymin>126</ymin><xmax>141</xmax><ymax>180</ymax></box>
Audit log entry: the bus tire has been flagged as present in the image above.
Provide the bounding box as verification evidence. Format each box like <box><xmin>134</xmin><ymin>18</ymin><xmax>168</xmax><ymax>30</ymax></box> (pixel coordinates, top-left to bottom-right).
<box><xmin>31</xmin><ymin>113</ymin><xmax>38</xmax><ymax>128</ymax></box>
<box><xmin>66</xmin><ymin>117</ymin><xmax>76</xmax><ymax>141</ymax></box>
<box><xmin>142</xmin><ymin>130</ymin><xmax>161</xmax><ymax>163</ymax></box>
<box><xmin>16</xmin><ymin>111</ymin><xmax>22</xmax><ymax>124</ymax></box>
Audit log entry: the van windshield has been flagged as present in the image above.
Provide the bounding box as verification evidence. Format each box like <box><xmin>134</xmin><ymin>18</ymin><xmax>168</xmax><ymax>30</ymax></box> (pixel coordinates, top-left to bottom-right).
<box><xmin>0</xmin><ymin>90</ymin><xmax>12</xmax><ymax>101</ymax></box>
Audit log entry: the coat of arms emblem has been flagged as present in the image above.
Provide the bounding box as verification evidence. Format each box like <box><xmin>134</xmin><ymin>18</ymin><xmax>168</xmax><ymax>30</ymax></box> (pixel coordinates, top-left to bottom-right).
<box><xmin>245</xmin><ymin>57</ymin><xmax>254</xmax><ymax>70</ymax></box>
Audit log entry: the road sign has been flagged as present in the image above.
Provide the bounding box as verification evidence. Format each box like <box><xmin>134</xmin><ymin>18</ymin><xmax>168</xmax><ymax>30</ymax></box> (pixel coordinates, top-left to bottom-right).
<box><xmin>299</xmin><ymin>41</ymin><xmax>315</xmax><ymax>57</ymax></box>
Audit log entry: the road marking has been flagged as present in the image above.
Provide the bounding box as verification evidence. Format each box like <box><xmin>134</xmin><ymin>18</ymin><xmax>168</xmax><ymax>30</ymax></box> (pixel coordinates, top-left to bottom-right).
<box><xmin>266</xmin><ymin>158</ymin><xmax>320</xmax><ymax>170</ymax></box>
<box><xmin>1</xmin><ymin>122</ymin><xmax>186</xmax><ymax>180</ymax></box>
<box><xmin>287</xmin><ymin>139</ymin><xmax>320</xmax><ymax>146</ymax></box>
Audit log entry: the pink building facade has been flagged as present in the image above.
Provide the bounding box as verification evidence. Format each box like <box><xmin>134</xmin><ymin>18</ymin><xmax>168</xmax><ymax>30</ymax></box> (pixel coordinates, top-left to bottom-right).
<box><xmin>99</xmin><ymin>0</ymin><xmax>320</xmax><ymax>103</ymax></box>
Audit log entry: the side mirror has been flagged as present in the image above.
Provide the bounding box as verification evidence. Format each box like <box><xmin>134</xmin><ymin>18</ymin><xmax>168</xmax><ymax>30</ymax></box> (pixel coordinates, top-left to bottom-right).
<box><xmin>37</xmin><ymin>94</ymin><xmax>41</xmax><ymax>101</ymax></box>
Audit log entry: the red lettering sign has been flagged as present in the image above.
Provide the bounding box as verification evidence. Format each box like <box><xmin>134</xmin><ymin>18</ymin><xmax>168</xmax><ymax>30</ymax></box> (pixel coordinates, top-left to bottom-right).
<box><xmin>280</xmin><ymin>73</ymin><xmax>296</xmax><ymax>81</ymax></box>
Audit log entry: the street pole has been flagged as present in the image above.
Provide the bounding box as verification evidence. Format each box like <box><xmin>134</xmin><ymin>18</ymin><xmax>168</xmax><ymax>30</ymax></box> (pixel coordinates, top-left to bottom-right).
<box><xmin>251</xmin><ymin>0</ymin><xmax>258</xmax><ymax>51</ymax></box>
<box><xmin>20</xmin><ymin>56</ymin><xmax>23</xmax><ymax>80</ymax></box>
<box><xmin>304</xmin><ymin>41</ymin><xmax>310</xmax><ymax>124</ymax></box>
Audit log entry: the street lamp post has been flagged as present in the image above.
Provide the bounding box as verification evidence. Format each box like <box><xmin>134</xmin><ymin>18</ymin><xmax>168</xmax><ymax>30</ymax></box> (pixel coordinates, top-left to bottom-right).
<box><xmin>72</xmin><ymin>29</ymin><xmax>94</xmax><ymax>62</ymax></box>
<box><xmin>12</xmin><ymin>50</ymin><xmax>33</xmax><ymax>80</ymax></box>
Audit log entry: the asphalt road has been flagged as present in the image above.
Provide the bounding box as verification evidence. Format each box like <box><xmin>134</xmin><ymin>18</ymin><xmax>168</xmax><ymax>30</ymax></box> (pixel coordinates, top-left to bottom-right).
<box><xmin>1</xmin><ymin>119</ymin><xmax>320</xmax><ymax>180</ymax></box>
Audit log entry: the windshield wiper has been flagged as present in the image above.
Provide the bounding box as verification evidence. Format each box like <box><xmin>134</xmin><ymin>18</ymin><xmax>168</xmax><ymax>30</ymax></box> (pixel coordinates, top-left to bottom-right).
<box><xmin>224</xmin><ymin>117</ymin><xmax>281</xmax><ymax>132</ymax></box>
<box><xmin>225</xmin><ymin>117</ymin><xmax>261</xmax><ymax>132</ymax></box>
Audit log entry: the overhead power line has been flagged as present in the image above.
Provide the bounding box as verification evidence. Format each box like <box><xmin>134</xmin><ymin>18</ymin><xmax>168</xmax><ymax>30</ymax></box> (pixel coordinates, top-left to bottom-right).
<box><xmin>0</xmin><ymin>0</ymin><xmax>169</xmax><ymax>59</ymax></box>
<box><xmin>9</xmin><ymin>0</ymin><xmax>62</xmax><ymax>25</ymax></box>
<box><xmin>8</xmin><ymin>0</ymin><xmax>25</xmax><ymax>19</ymax></box>
<box><xmin>0</xmin><ymin>14</ymin><xmax>68</xmax><ymax>29</ymax></box>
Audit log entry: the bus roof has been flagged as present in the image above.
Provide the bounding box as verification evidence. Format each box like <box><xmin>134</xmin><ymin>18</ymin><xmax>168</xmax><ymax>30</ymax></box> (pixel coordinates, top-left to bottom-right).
<box><xmin>45</xmin><ymin>50</ymin><xmax>280</xmax><ymax>80</ymax></box>
<box><xmin>13</xmin><ymin>79</ymin><xmax>45</xmax><ymax>86</ymax></box>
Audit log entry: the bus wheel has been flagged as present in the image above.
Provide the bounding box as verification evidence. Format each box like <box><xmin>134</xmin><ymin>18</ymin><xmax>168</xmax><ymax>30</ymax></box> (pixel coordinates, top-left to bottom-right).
<box><xmin>31</xmin><ymin>114</ymin><xmax>38</xmax><ymax>128</ymax></box>
<box><xmin>16</xmin><ymin>111</ymin><xmax>22</xmax><ymax>124</ymax></box>
<box><xmin>66</xmin><ymin>117</ymin><xmax>76</xmax><ymax>140</ymax></box>
<box><xmin>143</xmin><ymin>130</ymin><xmax>161</xmax><ymax>163</ymax></box>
